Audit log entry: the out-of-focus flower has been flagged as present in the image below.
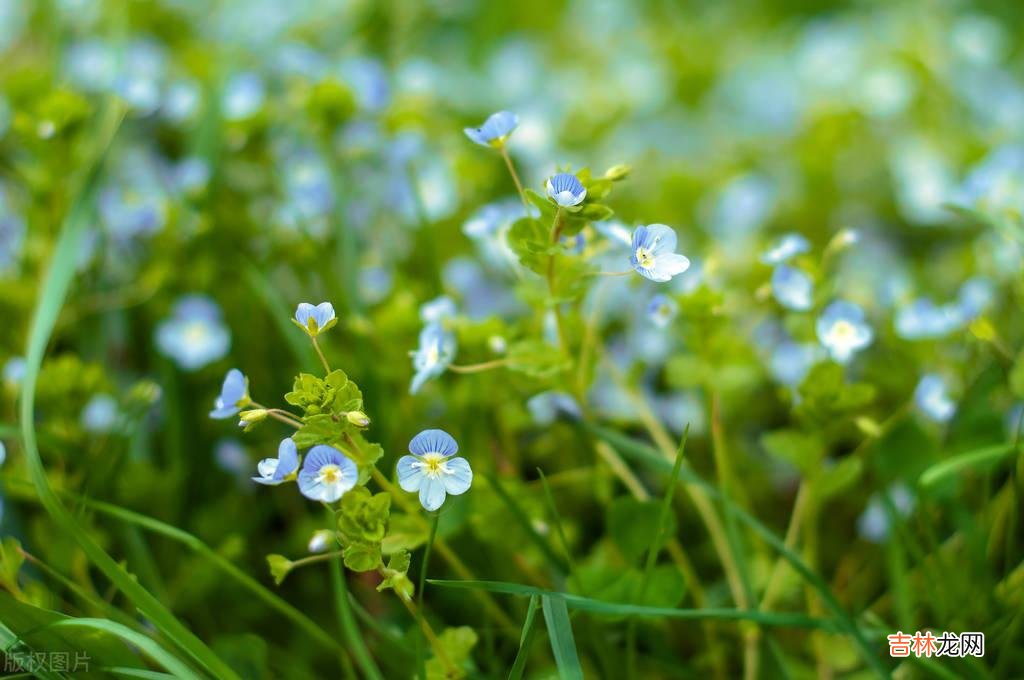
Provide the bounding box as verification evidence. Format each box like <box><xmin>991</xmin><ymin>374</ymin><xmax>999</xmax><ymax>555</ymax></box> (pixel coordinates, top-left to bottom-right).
<box><xmin>210</xmin><ymin>369</ymin><xmax>250</xmax><ymax>420</ymax></box>
<box><xmin>308</xmin><ymin>530</ymin><xmax>332</xmax><ymax>554</ymax></box>
<box><xmin>293</xmin><ymin>302</ymin><xmax>337</xmax><ymax>337</ymax></box>
<box><xmin>771</xmin><ymin>265</ymin><xmax>814</xmax><ymax>311</ymax></box>
<box><xmin>420</xmin><ymin>296</ymin><xmax>457</xmax><ymax>324</ymax></box>
<box><xmin>957</xmin><ymin>277</ymin><xmax>994</xmax><ymax>320</ymax></box>
<box><xmin>630</xmin><ymin>224</ymin><xmax>691</xmax><ymax>282</ymax></box>
<box><xmin>215</xmin><ymin>439</ymin><xmax>249</xmax><ymax>477</ymax></box>
<box><xmin>526</xmin><ymin>391</ymin><xmax>581</xmax><ymax>426</ymax></box>
<box><xmin>857</xmin><ymin>484</ymin><xmax>915</xmax><ymax>543</ymax></box>
<box><xmin>546</xmin><ymin>172</ymin><xmax>587</xmax><ymax>207</ymax></box>
<box><xmin>914</xmin><ymin>374</ymin><xmax>956</xmax><ymax>423</ymax></box>
<box><xmin>222</xmin><ymin>72</ymin><xmax>264</xmax><ymax>120</ymax></box>
<box><xmin>2</xmin><ymin>357</ymin><xmax>25</xmax><ymax>387</ymax></box>
<box><xmin>464</xmin><ymin>110</ymin><xmax>518</xmax><ymax>147</ymax></box>
<box><xmin>155</xmin><ymin>296</ymin><xmax>230</xmax><ymax>371</ymax></box>
<box><xmin>646</xmin><ymin>294</ymin><xmax>679</xmax><ymax>328</ymax></box>
<box><xmin>81</xmin><ymin>394</ymin><xmax>118</xmax><ymax>433</ymax></box>
<box><xmin>761</xmin><ymin>233</ymin><xmax>810</xmax><ymax>264</ymax></box>
<box><xmin>297</xmin><ymin>445</ymin><xmax>357</xmax><ymax>502</ymax></box>
<box><xmin>254</xmin><ymin>438</ymin><xmax>301</xmax><ymax>487</ymax></box>
<box><xmin>816</xmin><ymin>301</ymin><xmax>872</xmax><ymax>363</ymax></box>
<box><xmin>770</xmin><ymin>342</ymin><xmax>823</xmax><ymax>387</ymax></box>
<box><xmin>397</xmin><ymin>429</ymin><xmax>472</xmax><ymax>511</ymax></box>
<box><xmin>410</xmin><ymin>323</ymin><xmax>456</xmax><ymax>394</ymax></box>
<box><xmin>894</xmin><ymin>298</ymin><xmax>963</xmax><ymax>340</ymax></box>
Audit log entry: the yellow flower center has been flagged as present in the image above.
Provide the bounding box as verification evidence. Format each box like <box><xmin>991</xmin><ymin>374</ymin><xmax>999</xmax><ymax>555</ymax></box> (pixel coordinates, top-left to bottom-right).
<box><xmin>418</xmin><ymin>452</ymin><xmax>449</xmax><ymax>478</ymax></box>
<box><xmin>831</xmin><ymin>320</ymin><xmax>856</xmax><ymax>341</ymax></box>
<box><xmin>184</xmin><ymin>322</ymin><xmax>208</xmax><ymax>345</ymax></box>
<box><xmin>635</xmin><ymin>247</ymin><xmax>655</xmax><ymax>269</ymax></box>
<box><xmin>318</xmin><ymin>464</ymin><xmax>343</xmax><ymax>485</ymax></box>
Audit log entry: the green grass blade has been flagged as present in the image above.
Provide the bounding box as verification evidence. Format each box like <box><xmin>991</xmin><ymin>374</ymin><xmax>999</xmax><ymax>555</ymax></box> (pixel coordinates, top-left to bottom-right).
<box><xmin>541</xmin><ymin>595</ymin><xmax>583</xmax><ymax>680</ymax></box>
<box><xmin>330</xmin><ymin>551</ymin><xmax>382</xmax><ymax>680</ymax></box>
<box><xmin>586</xmin><ymin>425</ymin><xmax>888</xmax><ymax>677</ymax></box>
<box><xmin>43</xmin><ymin>620</ymin><xmax>199</xmax><ymax>679</ymax></box>
<box><xmin>2</xmin><ymin>477</ymin><xmax>350</xmax><ymax>661</ymax></box>
<box><xmin>17</xmin><ymin>100</ymin><xmax>238</xmax><ymax>680</ymax></box>
<box><xmin>429</xmin><ymin>580</ymin><xmax>840</xmax><ymax>630</ymax></box>
<box><xmin>103</xmin><ymin>669</ymin><xmax>177</xmax><ymax>680</ymax></box>
<box><xmin>918</xmin><ymin>443</ymin><xmax>1015</xmax><ymax>489</ymax></box>
<box><xmin>488</xmin><ymin>474</ymin><xmax>569</xmax><ymax>575</ymax></box>
<box><xmin>0</xmin><ymin>619</ymin><xmax>68</xmax><ymax>680</ymax></box>
<box><xmin>507</xmin><ymin>595</ymin><xmax>541</xmax><ymax>680</ymax></box>
<box><xmin>638</xmin><ymin>426</ymin><xmax>689</xmax><ymax>598</ymax></box>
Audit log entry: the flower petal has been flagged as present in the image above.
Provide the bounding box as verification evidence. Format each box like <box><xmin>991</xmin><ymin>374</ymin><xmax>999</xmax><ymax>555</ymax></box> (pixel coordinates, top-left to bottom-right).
<box><xmin>409</xmin><ymin>429</ymin><xmax>458</xmax><ymax>457</ymax></box>
<box><xmin>443</xmin><ymin>457</ymin><xmax>473</xmax><ymax>495</ymax></box>
<box><xmin>419</xmin><ymin>476</ymin><xmax>447</xmax><ymax>511</ymax></box>
<box><xmin>276</xmin><ymin>438</ymin><xmax>299</xmax><ymax>477</ymax></box>
<box><xmin>397</xmin><ymin>455</ymin><xmax>424</xmax><ymax>492</ymax></box>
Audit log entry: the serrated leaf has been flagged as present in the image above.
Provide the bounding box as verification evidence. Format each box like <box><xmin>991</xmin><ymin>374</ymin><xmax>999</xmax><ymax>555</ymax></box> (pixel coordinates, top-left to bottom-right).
<box><xmin>342</xmin><ymin>542</ymin><xmax>382</xmax><ymax>572</ymax></box>
<box><xmin>337</xmin><ymin>487</ymin><xmax>391</xmax><ymax>544</ymax></box>
<box><xmin>292</xmin><ymin>414</ymin><xmax>345</xmax><ymax>448</ymax></box>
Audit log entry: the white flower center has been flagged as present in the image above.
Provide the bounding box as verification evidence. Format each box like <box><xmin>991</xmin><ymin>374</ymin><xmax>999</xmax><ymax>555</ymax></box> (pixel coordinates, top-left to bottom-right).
<box><xmin>184</xmin><ymin>321</ymin><xmax>209</xmax><ymax>345</ymax></box>
<box><xmin>413</xmin><ymin>452</ymin><xmax>450</xmax><ymax>479</ymax></box>
<box><xmin>831</xmin><ymin>320</ymin><xmax>856</xmax><ymax>343</ymax></box>
<box><xmin>317</xmin><ymin>464</ymin><xmax>344</xmax><ymax>485</ymax></box>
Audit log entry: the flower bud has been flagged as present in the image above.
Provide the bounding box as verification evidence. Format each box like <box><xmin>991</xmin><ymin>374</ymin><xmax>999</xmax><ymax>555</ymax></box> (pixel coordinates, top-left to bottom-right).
<box><xmin>239</xmin><ymin>409</ymin><xmax>268</xmax><ymax>424</ymax></box>
<box><xmin>346</xmin><ymin>410</ymin><xmax>370</xmax><ymax>428</ymax></box>
<box><xmin>604</xmin><ymin>163</ymin><xmax>632</xmax><ymax>181</ymax></box>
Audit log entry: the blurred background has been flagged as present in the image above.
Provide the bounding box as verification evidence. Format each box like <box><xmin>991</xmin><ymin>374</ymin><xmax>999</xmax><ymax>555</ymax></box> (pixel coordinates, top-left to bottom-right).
<box><xmin>1</xmin><ymin>0</ymin><xmax>1024</xmax><ymax>677</ymax></box>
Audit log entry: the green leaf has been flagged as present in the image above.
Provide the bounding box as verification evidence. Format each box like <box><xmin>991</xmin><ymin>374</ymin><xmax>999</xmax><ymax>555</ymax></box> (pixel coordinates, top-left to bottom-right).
<box><xmin>377</xmin><ymin>549</ymin><xmax>414</xmax><ymax>599</ymax></box>
<box><xmin>343</xmin><ymin>542</ymin><xmax>382</xmax><ymax>572</ymax></box>
<box><xmin>266</xmin><ymin>554</ymin><xmax>293</xmax><ymax>586</ymax></box>
<box><xmin>524</xmin><ymin>189</ymin><xmax>557</xmax><ymax>220</ymax></box>
<box><xmin>577</xmin><ymin>203</ymin><xmax>613</xmax><ymax>221</ymax></box>
<box><xmin>918</xmin><ymin>443</ymin><xmax>1016</xmax><ymax>489</ymax></box>
<box><xmin>541</xmin><ymin>595</ymin><xmax>583</xmax><ymax>680</ymax></box>
<box><xmin>286</xmin><ymin>370</ymin><xmax>363</xmax><ymax>417</ymax></box>
<box><xmin>292</xmin><ymin>414</ymin><xmax>346</xmax><ymax>448</ymax></box>
<box><xmin>507</xmin><ymin>216</ymin><xmax>550</xmax><ymax>273</ymax></box>
<box><xmin>426</xmin><ymin>626</ymin><xmax>478</xmax><ymax>680</ymax></box>
<box><xmin>607</xmin><ymin>497</ymin><xmax>676</xmax><ymax>564</ymax></box>
<box><xmin>337</xmin><ymin>487</ymin><xmax>391</xmax><ymax>544</ymax></box>
<box><xmin>0</xmin><ymin>537</ymin><xmax>24</xmax><ymax>587</ymax></box>
<box><xmin>815</xmin><ymin>457</ymin><xmax>863</xmax><ymax>500</ymax></box>
<box><xmin>795</xmin><ymin>362</ymin><xmax>876</xmax><ymax>427</ymax></box>
<box><xmin>382</xmin><ymin>513</ymin><xmax>429</xmax><ymax>555</ymax></box>
<box><xmin>507</xmin><ymin>340</ymin><xmax>571</xmax><ymax>378</ymax></box>
<box><xmin>760</xmin><ymin>429</ymin><xmax>824</xmax><ymax>475</ymax></box>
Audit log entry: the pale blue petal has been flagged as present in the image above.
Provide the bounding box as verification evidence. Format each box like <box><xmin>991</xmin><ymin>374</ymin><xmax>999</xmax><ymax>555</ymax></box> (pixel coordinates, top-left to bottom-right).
<box><xmin>643</xmin><ymin>224</ymin><xmax>678</xmax><ymax>254</ymax></box>
<box><xmin>419</xmin><ymin>476</ymin><xmax>447</xmax><ymax>511</ymax></box>
<box><xmin>276</xmin><ymin>438</ymin><xmax>299</xmax><ymax>477</ymax></box>
<box><xmin>397</xmin><ymin>455</ymin><xmax>424</xmax><ymax>492</ymax></box>
<box><xmin>409</xmin><ymin>429</ymin><xmax>458</xmax><ymax>457</ymax></box>
<box><xmin>443</xmin><ymin>457</ymin><xmax>472</xmax><ymax>495</ymax></box>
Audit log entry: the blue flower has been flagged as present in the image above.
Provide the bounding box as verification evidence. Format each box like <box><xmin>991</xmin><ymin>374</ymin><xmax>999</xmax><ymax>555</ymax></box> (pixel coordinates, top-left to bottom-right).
<box><xmin>81</xmin><ymin>394</ymin><xmax>118</xmax><ymax>433</ymax></box>
<box><xmin>420</xmin><ymin>296</ymin><xmax>457</xmax><ymax>324</ymax></box>
<box><xmin>630</xmin><ymin>224</ymin><xmax>691</xmax><ymax>282</ymax></box>
<box><xmin>410</xmin><ymin>323</ymin><xmax>456</xmax><ymax>394</ymax></box>
<box><xmin>3</xmin><ymin>357</ymin><xmax>25</xmax><ymax>387</ymax></box>
<box><xmin>526</xmin><ymin>392</ymin><xmax>581</xmax><ymax>426</ymax></box>
<box><xmin>761</xmin><ymin>233</ymin><xmax>810</xmax><ymax>264</ymax></box>
<box><xmin>297</xmin><ymin>444</ymin><xmax>358</xmax><ymax>502</ymax></box>
<box><xmin>397</xmin><ymin>429</ymin><xmax>472</xmax><ymax>511</ymax></box>
<box><xmin>155</xmin><ymin>295</ymin><xmax>230</xmax><ymax>371</ymax></box>
<box><xmin>0</xmin><ymin>197</ymin><xmax>25</xmax><ymax>273</ymax></box>
<box><xmin>254</xmin><ymin>438</ymin><xmax>301</xmax><ymax>487</ymax></box>
<box><xmin>771</xmin><ymin>264</ymin><xmax>813</xmax><ymax>310</ymax></box>
<box><xmin>0</xmin><ymin>440</ymin><xmax>5</xmax><ymax>467</ymax></box>
<box><xmin>816</xmin><ymin>301</ymin><xmax>872</xmax><ymax>363</ymax></box>
<box><xmin>646</xmin><ymin>294</ymin><xmax>679</xmax><ymax>328</ymax></box>
<box><xmin>914</xmin><ymin>374</ymin><xmax>955</xmax><ymax>423</ymax></box>
<box><xmin>894</xmin><ymin>298</ymin><xmax>962</xmax><ymax>340</ymax></box>
<box><xmin>210</xmin><ymin>369</ymin><xmax>250</xmax><ymax>420</ymax></box>
<box><xmin>545</xmin><ymin>173</ymin><xmax>587</xmax><ymax>207</ymax></box>
<box><xmin>215</xmin><ymin>438</ymin><xmax>250</xmax><ymax>478</ymax></box>
<box><xmin>857</xmin><ymin>484</ymin><xmax>915</xmax><ymax>543</ymax></box>
<box><xmin>769</xmin><ymin>342</ymin><xmax>822</xmax><ymax>387</ymax></box>
<box><xmin>293</xmin><ymin>302</ymin><xmax>337</xmax><ymax>337</ymax></box>
<box><xmin>464</xmin><ymin>111</ymin><xmax>518</xmax><ymax>147</ymax></box>
<box><xmin>222</xmin><ymin>72</ymin><xmax>264</xmax><ymax>120</ymax></box>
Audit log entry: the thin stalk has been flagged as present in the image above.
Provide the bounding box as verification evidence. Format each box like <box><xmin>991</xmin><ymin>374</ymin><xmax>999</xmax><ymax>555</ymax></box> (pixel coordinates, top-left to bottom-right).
<box><xmin>311</xmin><ymin>336</ymin><xmax>331</xmax><ymax>374</ymax></box>
<box><xmin>416</xmin><ymin>514</ymin><xmax>440</xmax><ymax>680</ymax></box>
<box><xmin>546</xmin><ymin>208</ymin><xmax>568</xmax><ymax>352</ymax></box>
<box><xmin>448</xmin><ymin>359</ymin><xmax>509</xmax><ymax>373</ymax></box>
<box><xmin>499</xmin><ymin>145</ymin><xmax>529</xmax><ymax>211</ymax></box>
<box><xmin>397</xmin><ymin>592</ymin><xmax>456</xmax><ymax>676</ymax></box>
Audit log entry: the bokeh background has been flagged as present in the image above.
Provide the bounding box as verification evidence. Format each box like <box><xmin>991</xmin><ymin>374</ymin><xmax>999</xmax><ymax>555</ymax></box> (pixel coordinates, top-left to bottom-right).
<box><xmin>1</xmin><ymin>0</ymin><xmax>1024</xmax><ymax>678</ymax></box>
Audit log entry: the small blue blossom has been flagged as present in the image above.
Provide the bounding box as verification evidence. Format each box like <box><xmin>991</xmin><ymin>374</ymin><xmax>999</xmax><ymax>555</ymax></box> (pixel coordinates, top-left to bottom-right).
<box><xmin>308</xmin><ymin>530</ymin><xmax>332</xmax><ymax>554</ymax></box>
<box><xmin>857</xmin><ymin>484</ymin><xmax>915</xmax><ymax>543</ymax></box>
<box><xmin>0</xmin><ymin>195</ymin><xmax>25</xmax><ymax>273</ymax></box>
<box><xmin>81</xmin><ymin>394</ymin><xmax>118</xmax><ymax>433</ymax></box>
<box><xmin>3</xmin><ymin>357</ymin><xmax>25</xmax><ymax>387</ymax></box>
<box><xmin>561</xmin><ymin>232</ymin><xmax>586</xmax><ymax>254</ymax></box>
<box><xmin>464</xmin><ymin>111</ymin><xmax>518</xmax><ymax>147</ymax></box>
<box><xmin>630</xmin><ymin>224</ymin><xmax>691</xmax><ymax>282</ymax></box>
<box><xmin>816</xmin><ymin>301</ymin><xmax>872</xmax><ymax>364</ymax></box>
<box><xmin>293</xmin><ymin>302</ymin><xmax>337</xmax><ymax>337</ymax></box>
<box><xmin>771</xmin><ymin>264</ymin><xmax>814</xmax><ymax>311</ymax></box>
<box><xmin>769</xmin><ymin>341</ymin><xmax>822</xmax><ymax>387</ymax></box>
<box><xmin>297</xmin><ymin>444</ymin><xmax>358</xmax><ymax>502</ymax></box>
<box><xmin>646</xmin><ymin>294</ymin><xmax>679</xmax><ymax>328</ymax></box>
<box><xmin>914</xmin><ymin>374</ymin><xmax>956</xmax><ymax>423</ymax></box>
<box><xmin>254</xmin><ymin>438</ymin><xmax>302</xmax><ymax>487</ymax></box>
<box><xmin>761</xmin><ymin>233</ymin><xmax>810</xmax><ymax>264</ymax></box>
<box><xmin>222</xmin><ymin>72</ymin><xmax>264</xmax><ymax>120</ymax></box>
<box><xmin>0</xmin><ymin>440</ymin><xmax>5</xmax><ymax>467</ymax></box>
<box><xmin>526</xmin><ymin>391</ymin><xmax>581</xmax><ymax>426</ymax></box>
<box><xmin>215</xmin><ymin>438</ymin><xmax>250</xmax><ymax>478</ymax></box>
<box><xmin>956</xmin><ymin>277</ymin><xmax>994</xmax><ymax>321</ymax></box>
<box><xmin>545</xmin><ymin>173</ymin><xmax>587</xmax><ymax>207</ymax></box>
<box><xmin>420</xmin><ymin>296</ymin><xmax>457</xmax><ymax>324</ymax></box>
<box><xmin>410</xmin><ymin>323</ymin><xmax>457</xmax><ymax>394</ymax></box>
<box><xmin>210</xmin><ymin>369</ymin><xmax>250</xmax><ymax>420</ymax></box>
<box><xmin>397</xmin><ymin>429</ymin><xmax>472</xmax><ymax>511</ymax></box>
<box><xmin>155</xmin><ymin>295</ymin><xmax>230</xmax><ymax>371</ymax></box>
<box><xmin>894</xmin><ymin>298</ymin><xmax>962</xmax><ymax>340</ymax></box>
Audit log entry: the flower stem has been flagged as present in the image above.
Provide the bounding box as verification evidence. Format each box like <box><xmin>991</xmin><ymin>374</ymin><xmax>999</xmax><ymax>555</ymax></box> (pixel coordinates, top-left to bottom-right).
<box><xmin>311</xmin><ymin>336</ymin><xmax>331</xmax><ymax>374</ymax></box>
<box><xmin>396</xmin><ymin>587</ymin><xmax>455</xmax><ymax>677</ymax></box>
<box><xmin>546</xmin><ymin>208</ymin><xmax>569</xmax><ymax>352</ymax></box>
<box><xmin>415</xmin><ymin>513</ymin><xmax>440</xmax><ymax>680</ymax></box>
<box><xmin>289</xmin><ymin>549</ymin><xmax>345</xmax><ymax>571</ymax></box>
<box><xmin>500</xmin><ymin>145</ymin><xmax>529</xmax><ymax>211</ymax></box>
<box><xmin>447</xmin><ymin>359</ymin><xmax>509</xmax><ymax>373</ymax></box>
